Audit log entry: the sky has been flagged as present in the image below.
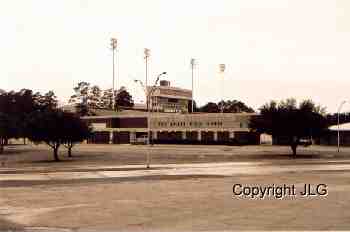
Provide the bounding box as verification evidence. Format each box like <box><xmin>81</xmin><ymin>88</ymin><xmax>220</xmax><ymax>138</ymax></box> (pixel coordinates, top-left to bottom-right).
<box><xmin>1</xmin><ymin>0</ymin><xmax>350</xmax><ymax>113</ymax></box>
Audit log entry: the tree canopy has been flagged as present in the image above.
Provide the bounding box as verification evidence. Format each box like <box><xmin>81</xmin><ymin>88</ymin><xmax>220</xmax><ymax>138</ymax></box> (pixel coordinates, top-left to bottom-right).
<box><xmin>198</xmin><ymin>100</ymin><xmax>254</xmax><ymax>113</ymax></box>
<box><xmin>199</xmin><ymin>102</ymin><xmax>220</xmax><ymax>113</ymax></box>
<box><xmin>0</xmin><ymin>88</ymin><xmax>91</xmax><ymax>159</ymax></box>
<box><xmin>250</xmin><ymin>98</ymin><xmax>328</xmax><ymax>157</ymax></box>
<box><xmin>69</xmin><ymin>82</ymin><xmax>134</xmax><ymax>115</ymax></box>
<box><xmin>0</xmin><ymin>89</ymin><xmax>58</xmax><ymax>153</ymax></box>
<box><xmin>26</xmin><ymin>110</ymin><xmax>91</xmax><ymax>161</ymax></box>
<box><xmin>115</xmin><ymin>86</ymin><xmax>134</xmax><ymax>109</ymax></box>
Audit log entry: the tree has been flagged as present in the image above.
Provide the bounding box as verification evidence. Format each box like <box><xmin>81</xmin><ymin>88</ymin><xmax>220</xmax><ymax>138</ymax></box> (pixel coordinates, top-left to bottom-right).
<box><xmin>26</xmin><ymin>110</ymin><xmax>63</xmax><ymax>161</ymax></box>
<box><xmin>70</xmin><ymin>82</ymin><xmax>90</xmax><ymax>104</ymax></box>
<box><xmin>69</xmin><ymin>83</ymin><xmax>135</xmax><ymax>113</ymax></box>
<box><xmin>218</xmin><ymin>100</ymin><xmax>255</xmax><ymax>113</ymax></box>
<box><xmin>0</xmin><ymin>89</ymin><xmax>58</xmax><ymax>142</ymax></box>
<box><xmin>33</xmin><ymin>91</ymin><xmax>58</xmax><ymax>111</ymax></box>
<box><xmin>0</xmin><ymin>89</ymin><xmax>36</xmax><ymax>117</ymax></box>
<box><xmin>199</xmin><ymin>102</ymin><xmax>220</xmax><ymax>113</ymax></box>
<box><xmin>0</xmin><ymin>91</ymin><xmax>15</xmax><ymax>140</ymax></box>
<box><xmin>0</xmin><ymin>89</ymin><xmax>60</xmax><ymax>149</ymax></box>
<box><xmin>26</xmin><ymin>110</ymin><xmax>89</xmax><ymax>161</ymax></box>
<box><xmin>0</xmin><ymin>114</ymin><xmax>8</xmax><ymax>154</ymax></box>
<box><xmin>199</xmin><ymin>100</ymin><xmax>255</xmax><ymax>113</ymax></box>
<box><xmin>69</xmin><ymin>82</ymin><xmax>91</xmax><ymax>116</ymax></box>
<box><xmin>115</xmin><ymin>87</ymin><xmax>134</xmax><ymax>109</ymax></box>
<box><xmin>0</xmin><ymin>113</ymin><xmax>16</xmax><ymax>154</ymax></box>
<box><xmin>250</xmin><ymin>98</ymin><xmax>328</xmax><ymax>157</ymax></box>
<box><xmin>62</xmin><ymin>113</ymin><xmax>91</xmax><ymax>157</ymax></box>
<box><xmin>89</xmin><ymin>85</ymin><xmax>103</xmax><ymax>109</ymax></box>
<box><xmin>101</xmin><ymin>88</ymin><xmax>113</xmax><ymax>110</ymax></box>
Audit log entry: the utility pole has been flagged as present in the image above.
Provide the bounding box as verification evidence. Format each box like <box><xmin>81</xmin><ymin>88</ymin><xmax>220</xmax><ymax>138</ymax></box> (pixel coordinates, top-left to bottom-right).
<box><xmin>135</xmin><ymin>71</ymin><xmax>167</xmax><ymax>169</ymax></box>
<box><xmin>144</xmin><ymin>48</ymin><xmax>151</xmax><ymax>111</ymax></box>
<box><xmin>144</xmin><ymin>48</ymin><xmax>151</xmax><ymax>168</ymax></box>
<box><xmin>110</xmin><ymin>38</ymin><xmax>118</xmax><ymax>111</ymax></box>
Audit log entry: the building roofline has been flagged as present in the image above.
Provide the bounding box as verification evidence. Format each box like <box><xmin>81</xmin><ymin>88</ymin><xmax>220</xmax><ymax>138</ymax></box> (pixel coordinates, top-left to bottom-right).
<box><xmin>147</xmin><ymin>85</ymin><xmax>192</xmax><ymax>93</ymax></box>
<box><xmin>329</xmin><ymin>122</ymin><xmax>350</xmax><ymax>131</ymax></box>
<box><xmin>81</xmin><ymin>112</ymin><xmax>258</xmax><ymax>119</ymax></box>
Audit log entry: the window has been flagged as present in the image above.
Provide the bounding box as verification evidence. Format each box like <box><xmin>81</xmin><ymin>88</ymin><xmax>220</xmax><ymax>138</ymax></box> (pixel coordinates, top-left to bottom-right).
<box><xmin>168</xmin><ymin>98</ymin><xmax>179</xmax><ymax>103</ymax></box>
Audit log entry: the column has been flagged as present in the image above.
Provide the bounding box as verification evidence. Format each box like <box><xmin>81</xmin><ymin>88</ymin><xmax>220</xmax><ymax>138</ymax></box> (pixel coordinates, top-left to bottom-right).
<box><xmin>182</xmin><ymin>131</ymin><xmax>186</xmax><ymax>140</ymax></box>
<box><xmin>229</xmin><ymin>131</ymin><xmax>235</xmax><ymax>139</ymax></box>
<box><xmin>197</xmin><ymin>130</ymin><xmax>202</xmax><ymax>141</ymax></box>
<box><xmin>109</xmin><ymin>131</ymin><xmax>114</xmax><ymax>144</ymax></box>
<box><xmin>153</xmin><ymin>131</ymin><xmax>158</xmax><ymax>140</ymax></box>
<box><xmin>130</xmin><ymin>131</ymin><xmax>136</xmax><ymax>144</ymax></box>
<box><xmin>214</xmin><ymin>131</ymin><xmax>218</xmax><ymax>141</ymax></box>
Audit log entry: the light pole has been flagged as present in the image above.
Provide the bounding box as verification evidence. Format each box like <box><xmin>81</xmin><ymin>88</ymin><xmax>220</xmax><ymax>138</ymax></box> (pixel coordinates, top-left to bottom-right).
<box><xmin>134</xmin><ymin>71</ymin><xmax>167</xmax><ymax>169</ymax></box>
<box><xmin>337</xmin><ymin>100</ymin><xmax>347</xmax><ymax>152</ymax></box>
<box><xmin>144</xmin><ymin>48</ymin><xmax>151</xmax><ymax>111</ymax></box>
<box><xmin>190</xmin><ymin>58</ymin><xmax>196</xmax><ymax>113</ymax></box>
<box><xmin>219</xmin><ymin>64</ymin><xmax>226</xmax><ymax>113</ymax></box>
<box><xmin>110</xmin><ymin>38</ymin><xmax>118</xmax><ymax>111</ymax></box>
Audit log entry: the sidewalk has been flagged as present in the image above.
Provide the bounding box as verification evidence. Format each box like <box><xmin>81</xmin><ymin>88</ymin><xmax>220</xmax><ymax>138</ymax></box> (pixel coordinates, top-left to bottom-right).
<box><xmin>2</xmin><ymin>161</ymin><xmax>350</xmax><ymax>183</ymax></box>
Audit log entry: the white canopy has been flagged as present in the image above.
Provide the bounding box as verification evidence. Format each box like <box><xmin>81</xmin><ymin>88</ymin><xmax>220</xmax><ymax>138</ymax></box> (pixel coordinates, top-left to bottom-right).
<box><xmin>329</xmin><ymin>122</ymin><xmax>350</xmax><ymax>131</ymax></box>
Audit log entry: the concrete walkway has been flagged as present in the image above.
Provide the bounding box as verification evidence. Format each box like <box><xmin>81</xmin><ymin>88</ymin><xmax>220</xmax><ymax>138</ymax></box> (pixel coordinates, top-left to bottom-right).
<box><xmin>2</xmin><ymin>160</ymin><xmax>350</xmax><ymax>183</ymax></box>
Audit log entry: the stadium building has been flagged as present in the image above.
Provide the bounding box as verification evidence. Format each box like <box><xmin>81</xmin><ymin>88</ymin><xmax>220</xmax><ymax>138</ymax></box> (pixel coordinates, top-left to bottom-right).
<box><xmin>82</xmin><ymin>81</ymin><xmax>260</xmax><ymax>145</ymax></box>
<box><xmin>148</xmin><ymin>80</ymin><xmax>192</xmax><ymax>113</ymax></box>
<box><xmin>83</xmin><ymin>111</ymin><xmax>259</xmax><ymax>145</ymax></box>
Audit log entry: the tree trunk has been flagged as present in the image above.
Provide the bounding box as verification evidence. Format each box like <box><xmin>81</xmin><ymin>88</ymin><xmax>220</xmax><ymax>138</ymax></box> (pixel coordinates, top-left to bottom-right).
<box><xmin>291</xmin><ymin>144</ymin><xmax>297</xmax><ymax>158</ymax></box>
<box><xmin>53</xmin><ymin>146</ymin><xmax>60</xmax><ymax>161</ymax></box>
<box><xmin>68</xmin><ymin>146</ymin><xmax>72</xmax><ymax>157</ymax></box>
<box><xmin>290</xmin><ymin>136</ymin><xmax>299</xmax><ymax>158</ymax></box>
<box><xmin>0</xmin><ymin>138</ymin><xmax>5</xmax><ymax>154</ymax></box>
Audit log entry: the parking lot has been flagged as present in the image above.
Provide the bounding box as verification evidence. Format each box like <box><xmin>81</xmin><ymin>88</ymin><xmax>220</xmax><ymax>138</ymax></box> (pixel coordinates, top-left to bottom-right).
<box><xmin>1</xmin><ymin>144</ymin><xmax>350</xmax><ymax>231</ymax></box>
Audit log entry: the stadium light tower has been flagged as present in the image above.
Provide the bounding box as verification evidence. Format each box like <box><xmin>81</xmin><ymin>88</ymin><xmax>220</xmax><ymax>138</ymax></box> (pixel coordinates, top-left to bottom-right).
<box><xmin>219</xmin><ymin>64</ymin><xmax>226</xmax><ymax>113</ymax></box>
<box><xmin>190</xmin><ymin>58</ymin><xmax>197</xmax><ymax>113</ymax></box>
<box><xmin>110</xmin><ymin>38</ymin><xmax>118</xmax><ymax>111</ymax></box>
<box><xmin>337</xmin><ymin>100</ymin><xmax>347</xmax><ymax>152</ymax></box>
